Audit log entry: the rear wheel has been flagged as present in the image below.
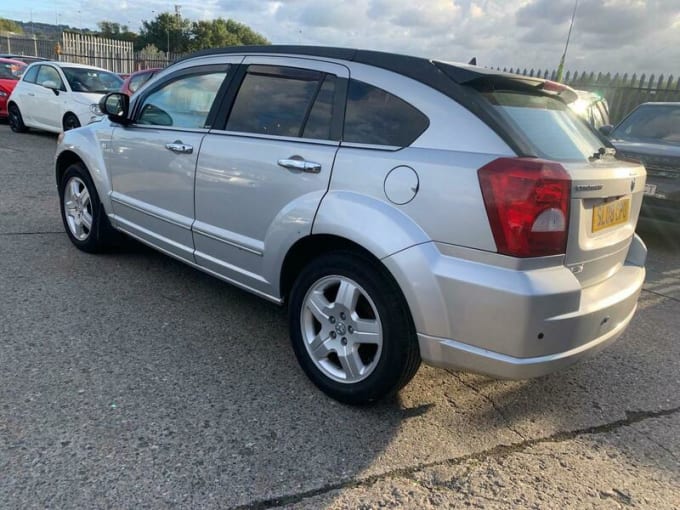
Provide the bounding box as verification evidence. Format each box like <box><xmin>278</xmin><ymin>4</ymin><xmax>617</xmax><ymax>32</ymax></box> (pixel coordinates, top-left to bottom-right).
<box><xmin>288</xmin><ymin>251</ymin><xmax>420</xmax><ymax>404</ymax></box>
<box><xmin>63</xmin><ymin>113</ymin><xmax>81</xmax><ymax>131</ymax></box>
<box><xmin>8</xmin><ymin>103</ymin><xmax>27</xmax><ymax>133</ymax></box>
<box><xmin>58</xmin><ymin>163</ymin><xmax>116</xmax><ymax>253</ymax></box>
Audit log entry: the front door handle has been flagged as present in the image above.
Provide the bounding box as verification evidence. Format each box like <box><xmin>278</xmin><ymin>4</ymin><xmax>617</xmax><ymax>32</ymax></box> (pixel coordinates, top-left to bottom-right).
<box><xmin>277</xmin><ymin>155</ymin><xmax>322</xmax><ymax>174</ymax></box>
<box><xmin>165</xmin><ymin>141</ymin><xmax>193</xmax><ymax>154</ymax></box>
<box><xmin>27</xmin><ymin>92</ymin><xmax>35</xmax><ymax>97</ymax></box>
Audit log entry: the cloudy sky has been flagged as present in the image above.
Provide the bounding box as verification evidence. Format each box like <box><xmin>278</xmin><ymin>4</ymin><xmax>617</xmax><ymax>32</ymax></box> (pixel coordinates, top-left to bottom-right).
<box><xmin>4</xmin><ymin>0</ymin><xmax>679</xmax><ymax>74</ymax></box>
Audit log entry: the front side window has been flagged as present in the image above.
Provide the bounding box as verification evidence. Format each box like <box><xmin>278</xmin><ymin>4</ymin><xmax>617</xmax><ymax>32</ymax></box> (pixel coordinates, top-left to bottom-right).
<box><xmin>226</xmin><ymin>65</ymin><xmax>331</xmax><ymax>139</ymax></box>
<box><xmin>61</xmin><ymin>67</ymin><xmax>122</xmax><ymax>94</ymax></box>
<box><xmin>137</xmin><ymin>71</ymin><xmax>228</xmax><ymax>129</ymax></box>
<box><xmin>344</xmin><ymin>79</ymin><xmax>429</xmax><ymax>147</ymax></box>
<box><xmin>36</xmin><ymin>66</ymin><xmax>64</xmax><ymax>90</ymax></box>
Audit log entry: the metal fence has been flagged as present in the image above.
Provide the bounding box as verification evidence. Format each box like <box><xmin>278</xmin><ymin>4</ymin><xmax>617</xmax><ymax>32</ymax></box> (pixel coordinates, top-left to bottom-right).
<box><xmin>0</xmin><ymin>32</ymin><xmax>57</xmax><ymax>59</ymax></box>
<box><xmin>59</xmin><ymin>32</ymin><xmax>135</xmax><ymax>74</ymax></box>
<box><xmin>499</xmin><ymin>67</ymin><xmax>680</xmax><ymax>124</ymax></box>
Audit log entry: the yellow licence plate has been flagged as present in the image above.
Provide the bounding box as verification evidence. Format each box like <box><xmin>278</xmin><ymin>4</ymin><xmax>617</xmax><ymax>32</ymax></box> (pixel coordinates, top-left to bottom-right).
<box><xmin>592</xmin><ymin>198</ymin><xmax>631</xmax><ymax>233</ymax></box>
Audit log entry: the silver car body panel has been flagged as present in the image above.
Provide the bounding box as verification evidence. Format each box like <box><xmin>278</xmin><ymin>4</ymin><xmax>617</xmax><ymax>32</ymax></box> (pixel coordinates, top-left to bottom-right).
<box><xmin>54</xmin><ymin>48</ymin><xmax>648</xmax><ymax>380</ymax></box>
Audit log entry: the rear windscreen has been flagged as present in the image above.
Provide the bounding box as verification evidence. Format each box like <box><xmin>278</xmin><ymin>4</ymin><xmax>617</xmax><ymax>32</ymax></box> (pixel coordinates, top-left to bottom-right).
<box><xmin>483</xmin><ymin>91</ymin><xmax>604</xmax><ymax>161</ymax></box>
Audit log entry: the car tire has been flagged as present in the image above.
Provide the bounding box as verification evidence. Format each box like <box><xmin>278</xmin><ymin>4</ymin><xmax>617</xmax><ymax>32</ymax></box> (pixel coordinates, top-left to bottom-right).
<box><xmin>288</xmin><ymin>250</ymin><xmax>421</xmax><ymax>405</ymax></box>
<box><xmin>8</xmin><ymin>103</ymin><xmax>28</xmax><ymax>133</ymax></box>
<box><xmin>63</xmin><ymin>113</ymin><xmax>81</xmax><ymax>131</ymax></box>
<box><xmin>58</xmin><ymin>163</ymin><xmax>117</xmax><ymax>253</ymax></box>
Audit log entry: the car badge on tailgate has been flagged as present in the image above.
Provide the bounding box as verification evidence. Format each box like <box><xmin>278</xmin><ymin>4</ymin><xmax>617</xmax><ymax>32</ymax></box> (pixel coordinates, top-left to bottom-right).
<box><xmin>575</xmin><ymin>184</ymin><xmax>603</xmax><ymax>192</ymax></box>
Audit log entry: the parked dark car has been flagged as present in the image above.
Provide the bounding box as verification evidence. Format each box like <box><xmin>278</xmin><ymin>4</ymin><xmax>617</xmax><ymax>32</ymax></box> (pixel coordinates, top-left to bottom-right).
<box><xmin>604</xmin><ymin>103</ymin><xmax>680</xmax><ymax>226</ymax></box>
<box><xmin>0</xmin><ymin>54</ymin><xmax>50</xmax><ymax>65</ymax></box>
<box><xmin>120</xmin><ymin>68</ymin><xmax>161</xmax><ymax>96</ymax></box>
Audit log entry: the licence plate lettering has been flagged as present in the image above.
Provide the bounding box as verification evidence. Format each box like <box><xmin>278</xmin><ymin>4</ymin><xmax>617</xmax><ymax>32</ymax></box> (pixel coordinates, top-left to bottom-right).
<box><xmin>591</xmin><ymin>198</ymin><xmax>631</xmax><ymax>233</ymax></box>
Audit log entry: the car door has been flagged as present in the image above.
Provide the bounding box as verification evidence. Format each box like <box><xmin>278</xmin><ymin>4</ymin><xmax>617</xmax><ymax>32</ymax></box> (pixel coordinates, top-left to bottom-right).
<box><xmin>12</xmin><ymin>63</ymin><xmax>41</xmax><ymax>125</ymax></box>
<box><xmin>194</xmin><ymin>57</ymin><xmax>349</xmax><ymax>297</ymax></box>
<box><xmin>32</xmin><ymin>64</ymin><xmax>66</xmax><ymax>130</ymax></box>
<box><xmin>108</xmin><ymin>62</ymin><xmax>236</xmax><ymax>261</ymax></box>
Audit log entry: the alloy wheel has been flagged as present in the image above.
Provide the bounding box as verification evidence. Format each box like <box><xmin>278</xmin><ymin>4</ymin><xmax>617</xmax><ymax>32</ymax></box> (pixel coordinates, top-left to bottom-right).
<box><xmin>63</xmin><ymin>176</ymin><xmax>93</xmax><ymax>241</ymax></box>
<box><xmin>300</xmin><ymin>275</ymin><xmax>383</xmax><ymax>384</ymax></box>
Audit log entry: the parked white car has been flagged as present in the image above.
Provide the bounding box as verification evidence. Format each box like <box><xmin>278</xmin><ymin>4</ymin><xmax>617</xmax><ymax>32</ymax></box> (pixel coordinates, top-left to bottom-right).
<box><xmin>8</xmin><ymin>61</ymin><xmax>122</xmax><ymax>133</ymax></box>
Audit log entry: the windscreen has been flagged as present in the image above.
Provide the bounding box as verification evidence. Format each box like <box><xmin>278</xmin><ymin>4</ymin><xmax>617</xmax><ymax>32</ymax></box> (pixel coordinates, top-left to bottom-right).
<box><xmin>62</xmin><ymin>67</ymin><xmax>123</xmax><ymax>94</ymax></box>
<box><xmin>483</xmin><ymin>90</ymin><xmax>605</xmax><ymax>161</ymax></box>
<box><xmin>612</xmin><ymin>104</ymin><xmax>680</xmax><ymax>145</ymax></box>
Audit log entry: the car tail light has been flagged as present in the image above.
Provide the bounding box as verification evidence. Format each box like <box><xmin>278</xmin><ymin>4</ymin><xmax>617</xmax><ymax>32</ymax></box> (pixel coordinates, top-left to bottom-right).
<box><xmin>478</xmin><ymin>157</ymin><xmax>570</xmax><ymax>257</ymax></box>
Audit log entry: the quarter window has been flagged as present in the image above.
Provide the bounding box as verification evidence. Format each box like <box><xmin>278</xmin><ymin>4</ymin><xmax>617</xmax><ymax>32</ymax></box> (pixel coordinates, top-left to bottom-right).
<box><xmin>137</xmin><ymin>71</ymin><xmax>228</xmax><ymax>129</ymax></box>
<box><xmin>226</xmin><ymin>65</ymin><xmax>332</xmax><ymax>139</ymax></box>
<box><xmin>22</xmin><ymin>65</ymin><xmax>39</xmax><ymax>84</ymax></box>
<box><xmin>343</xmin><ymin>79</ymin><xmax>429</xmax><ymax>147</ymax></box>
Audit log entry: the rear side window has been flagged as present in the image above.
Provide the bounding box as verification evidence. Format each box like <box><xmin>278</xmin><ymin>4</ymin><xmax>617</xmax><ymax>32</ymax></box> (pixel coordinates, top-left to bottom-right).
<box><xmin>22</xmin><ymin>65</ymin><xmax>39</xmax><ymax>84</ymax></box>
<box><xmin>483</xmin><ymin>91</ymin><xmax>603</xmax><ymax>161</ymax></box>
<box><xmin>343</xmin><ymin>79</ymin><xmax>429</xmax><ymax>147</ymax></box>
<box><xmin>226</xmin><ymin>65</ymin><xmax>332</xmax><ymax>139</ymax></box>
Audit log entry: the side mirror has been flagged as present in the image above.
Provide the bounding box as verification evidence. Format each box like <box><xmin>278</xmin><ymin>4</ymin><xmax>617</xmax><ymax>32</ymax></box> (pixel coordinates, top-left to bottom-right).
<box><xmin>99</xmin><ymin>92</ymin><xmax>131</xmax><ymax>125</ymax></box>
<box><xmin>599</xmin><ymin>124</ymin><xmax>613</xmax><ymax>136</ymax></box>
<box><xmin>42</xmin><ymin>80</ymin><xmax>60</xmax><ymax>95</ymax></box>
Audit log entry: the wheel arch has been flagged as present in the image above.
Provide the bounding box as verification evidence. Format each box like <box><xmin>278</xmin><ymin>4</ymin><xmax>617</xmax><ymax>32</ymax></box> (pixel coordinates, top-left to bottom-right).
<box><xmin>280</xmin><ymin>234</ymin><xmax>381</xmax><ymax>301</ymax></box>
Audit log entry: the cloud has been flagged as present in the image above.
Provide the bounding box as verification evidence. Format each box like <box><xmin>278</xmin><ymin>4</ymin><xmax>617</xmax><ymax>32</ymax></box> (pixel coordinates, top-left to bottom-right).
<box><xmin>7</xmin><ymin>0</ymin><xmax>680</xmax><ymax>74</ymax></box>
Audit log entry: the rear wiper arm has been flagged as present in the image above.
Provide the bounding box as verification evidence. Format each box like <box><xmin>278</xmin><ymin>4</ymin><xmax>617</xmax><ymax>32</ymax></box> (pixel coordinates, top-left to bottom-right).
<box><xmin>589</xmin><ymin>147</ymin><xmax>616</xmax><ymax>161</ymax></box>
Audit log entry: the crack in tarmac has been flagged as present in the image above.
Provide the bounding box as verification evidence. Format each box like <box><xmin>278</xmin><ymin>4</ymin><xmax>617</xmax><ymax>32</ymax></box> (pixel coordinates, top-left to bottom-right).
<box><xmin>447</xmin><ymin>372</ymin><xmax>528</xmax><ymax>441</ymax></box>
<box><xmin>641</xmin><ymin>287</ymin><xmax>680</xmax><ymax>304</ymax></box>
<box><xmin>229</xmin><ymin>406</ymin><xmax>680</xmax><ymax>510</ymax></box>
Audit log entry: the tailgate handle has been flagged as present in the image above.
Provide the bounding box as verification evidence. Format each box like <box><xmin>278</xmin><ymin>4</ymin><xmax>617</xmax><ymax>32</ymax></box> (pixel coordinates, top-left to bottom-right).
<box><xmin>278</xmin><ymin>155</ymin><xmax>321</xmax><ymax>174</ymax></box>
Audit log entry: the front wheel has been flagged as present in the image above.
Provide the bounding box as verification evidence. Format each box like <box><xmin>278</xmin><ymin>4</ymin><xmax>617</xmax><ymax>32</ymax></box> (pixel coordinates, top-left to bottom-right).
<box><xmin>58</xmin><ymin>163</ymin><xmax>116</xmax><ymax>253</ymax></box>
<box><xmin>288</xmin><ymin>251</ymin><xmax>420</xmax><ymax>405</ymax></box>
<box><xmin>63</xmin><ymin>113</ymin><xmax>81</xmax><ymax>131</ymax></box>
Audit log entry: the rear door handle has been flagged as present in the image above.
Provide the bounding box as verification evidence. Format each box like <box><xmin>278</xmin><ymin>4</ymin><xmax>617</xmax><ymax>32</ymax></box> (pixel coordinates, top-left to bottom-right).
<box><xmin>165</xmin><ymin>141</ymin><xmax>193</xmax><ymax>154</ymax></box>
<box><xmin>277</xmin><ymin>156</ymin><xmax>322</xmax><ymax>174</ymax></box>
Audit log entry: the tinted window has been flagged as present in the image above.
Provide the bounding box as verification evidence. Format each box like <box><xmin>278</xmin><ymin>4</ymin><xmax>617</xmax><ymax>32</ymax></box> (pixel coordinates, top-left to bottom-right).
<box><xmin>36</xmin><ymin>65</ymin><xmax>64</xmax><ymax>89</ymax></box>
<box><xmin>484</xmin><ymin>91</ymin><xmax>604</xmax><ymax>161</ymax></box>
<box><xmin>227</xmin><ymin>65</ymin><xmax>325</xmax><ymax>138</ymax></box>
<box><xmin>302</xmin><ymin>75</ymin><xmax>336</xmax><ymax>140</ymax></box>
<box><xmin>344</xmin><ymin>80</ymin><xmax>429</xmax><ymax>146</ymax></box>
<box><xmin>612</xmin><ymin>105</ymin><xmax>680</xmax><ymax>145</ymax></box>
<box><xmin>22</xmin><ymin>65</ymin><xmax>39</xmax><ymax>83</ymax></box>
<box><xmin>137</xmin><ymin>71</ymin><xmax>227</xmax><ymax>129</ymax></box>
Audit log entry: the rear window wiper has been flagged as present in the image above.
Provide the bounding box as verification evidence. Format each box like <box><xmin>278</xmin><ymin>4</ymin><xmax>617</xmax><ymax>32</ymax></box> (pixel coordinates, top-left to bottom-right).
<box><xmin>589</xmin><ymin>147</ymin><xmax>616</xmax><ymax>161</ymax></box>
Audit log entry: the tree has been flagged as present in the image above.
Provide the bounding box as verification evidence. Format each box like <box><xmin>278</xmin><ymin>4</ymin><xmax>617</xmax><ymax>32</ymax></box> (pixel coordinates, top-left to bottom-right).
<box><xmin>138</xmin><ymin>12</ymin><xmax>192</xmax><ymax>53</ymax></box>
<box><xmin>0</xmin><ymin>18</ymin><xmax>23</xmax><ymax>34</ymax></box>
<box><xmin>97</xmin><ymin>21</ymin><xmax>137</xmax><ymax>44</ymax></box>
<box><xmin>189</xmin><ymin>18</ymin><xmax>269</xmax><ymax>51</ymax></box>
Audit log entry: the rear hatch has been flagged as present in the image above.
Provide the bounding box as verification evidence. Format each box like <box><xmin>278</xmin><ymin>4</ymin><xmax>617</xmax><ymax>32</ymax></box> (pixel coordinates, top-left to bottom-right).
<box><xmin>461</xmin><ymin>75</ymin><xmax>646</xmax><ymax>287</ymax></box>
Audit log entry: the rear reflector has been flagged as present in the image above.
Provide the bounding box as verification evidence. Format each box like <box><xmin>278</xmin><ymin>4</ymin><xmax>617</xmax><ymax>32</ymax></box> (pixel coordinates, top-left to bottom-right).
<box><xmin>478</xmin><ymin>157</ymin><xmax>571</xmax><ymax>257</ymax></box>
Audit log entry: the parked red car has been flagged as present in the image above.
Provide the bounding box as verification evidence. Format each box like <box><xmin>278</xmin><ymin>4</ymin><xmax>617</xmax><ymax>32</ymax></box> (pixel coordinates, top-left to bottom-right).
<box><xmin>0</xmin><ymin>58</ymin><xmax>26</xmax><ymax>119</ymax></box>
<box><xmin>120</xmin><ymin>68</ymin><xmax>161</xmax><ymax>95</ymax></box>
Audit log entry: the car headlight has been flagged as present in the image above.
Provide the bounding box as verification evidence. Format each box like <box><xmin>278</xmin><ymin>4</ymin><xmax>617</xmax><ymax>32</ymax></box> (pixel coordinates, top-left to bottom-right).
<box><xmin>89</xmin><ymin>103</ymin><xmax>104</xmax><ymax>115</ymax></box>
<box><xmin>0</xmin><ymin>91</ymin><xmax>8</xmax><ymax>97</ymax></box>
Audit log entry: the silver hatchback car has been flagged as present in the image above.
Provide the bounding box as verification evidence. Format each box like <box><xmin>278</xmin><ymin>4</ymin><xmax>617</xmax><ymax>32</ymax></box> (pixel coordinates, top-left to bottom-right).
<box><xmin>55</xmin><ymin>46</ymin><xmax>647</xmax><ymax>404</ymax></box>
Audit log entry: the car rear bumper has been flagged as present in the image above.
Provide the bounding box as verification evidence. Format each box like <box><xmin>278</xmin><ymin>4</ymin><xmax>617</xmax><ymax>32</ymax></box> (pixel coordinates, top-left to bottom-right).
<box><xmin>383</xmin><ymin>235</ymin><xmax>646</xmax><ymax>380</ymax></box>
